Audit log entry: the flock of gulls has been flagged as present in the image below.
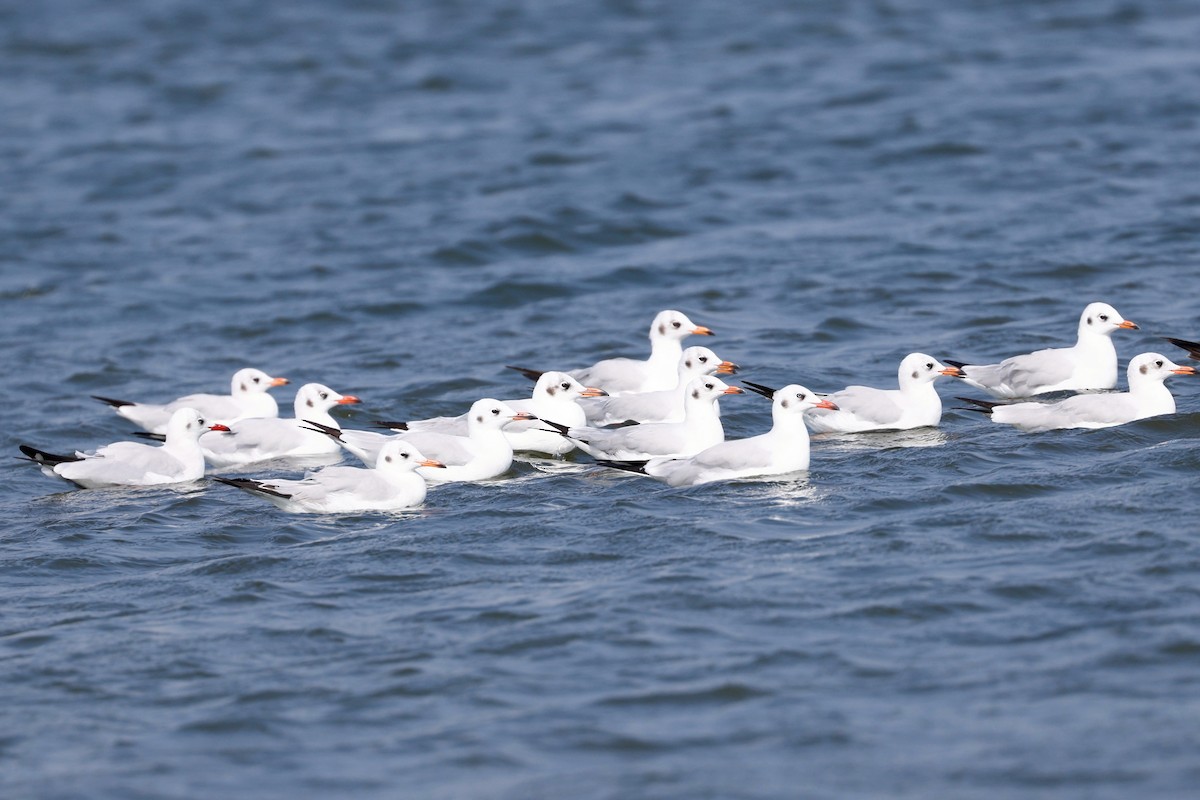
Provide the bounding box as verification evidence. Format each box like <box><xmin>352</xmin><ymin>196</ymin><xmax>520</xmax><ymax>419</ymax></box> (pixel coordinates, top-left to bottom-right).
<box><xmin>18</xmin><ymin>304</ymin><xmax>1200</xmax><ymax>514</ymax></box>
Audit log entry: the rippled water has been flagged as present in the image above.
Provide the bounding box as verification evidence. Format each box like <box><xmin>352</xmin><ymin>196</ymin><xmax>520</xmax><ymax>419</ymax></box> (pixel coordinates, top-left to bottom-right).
<box><xmin>4</xmin><ymin>1</ymin><xmax>1200</xmax><ymax>797</ymax></box>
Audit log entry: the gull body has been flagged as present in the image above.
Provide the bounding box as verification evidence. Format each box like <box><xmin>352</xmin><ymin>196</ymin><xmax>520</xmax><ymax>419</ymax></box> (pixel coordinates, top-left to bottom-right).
<box><xmin>596</xmin><ymin>385</ymin><xmax>835</xmax><ymax>486</ymax></box>
<box><xmin>580</xmin><ymin>346</ymin><xmax>737</xmax><ymax>425</ymax></box>
<box><xmin>20</xmin><ymin>408</ymin><xmax>228</xmax><ymax>489</ymax></box>
<box><xmin>948</xmin><ymin>302</ymin><xmax>1138</xmax><ymax>399</ymax></box>
<box><xmin>200</xmin><ymin>383</ymin><xmax>361</xmax><ymax>467</ymax></box>
<box><xmin>964</xmin><ymin>353</ymin><xmax>1195</xmax><ymax>432</ymax></box>
<box><xmin>550</xmin><ymin>376</ymin><xmax>741</xmax><ymax>460</ymax></box>
<box><xmin>797</xmin><ymin>353</ymin><xmax>961</xmax><ymax>434</ymax></box>
<box><xmin>212</xmin><ymin>440</ymin><xmax>443</xmax><ymax>514</ymax></box>
<box><xmin>92</xmin><ymin>368</ymin><xmax>289</xmax><ymax>434</ymax></box>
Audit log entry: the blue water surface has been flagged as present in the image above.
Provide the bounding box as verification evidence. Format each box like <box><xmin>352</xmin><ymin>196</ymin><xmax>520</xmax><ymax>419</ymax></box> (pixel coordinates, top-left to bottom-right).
<box><xmin>3</xmin><ymin>1</ymin><xmax>1200</xmax><ymax>798</ymax></box>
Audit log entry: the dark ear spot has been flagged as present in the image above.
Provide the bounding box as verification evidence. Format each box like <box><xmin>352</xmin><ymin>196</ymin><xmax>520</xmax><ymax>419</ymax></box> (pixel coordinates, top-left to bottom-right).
<box><xmin>658</xmin><ymin>323</ymin><xmax>666</xmax><ymax>335</ymax></box>
<box><xmin>911</xmin><ymin>370</ymin><xmax>919</xmax><ymax>379</ymax></box>
<box><xmin>475</xmin><ymin>415</ymin><xmax>483</xmax><ymax>423</ymax></box>
<box><xmin>1139</xmin><ymin>364</ymin><xmax>1148</xmax><ymax>375</ymax></box>
<box><xmin>781</xmin><ymin>398</ymin><xmax>789</xmax><ymax>408</ymax></box>
<box><xmin>1087</xmin><ymin>316</ymin><xmax>1093</xmax><ymax>325</ymax></box>
<box><xmin>691</xmin><ymin>389</ymin><xmax>700</xmax><ymax>399</ymax></box>
<box><xmin>239</xmin><ymin>382</ymin><xmax>247</xmax><ymax>392</ymax></box>
<box><xmin>306</xmin><ymin>399</ymin><xmax>314</xmax><ymax>408</ymax></box>
<box><xmin>546</xmin><ymin>386</ymin><xmax>556</xmax><ymax>396</ymax></box>
<box><xmin>684</xmin><ymin>359</ymin><xmax>693</xmax><ymax>368</ymax></box>
<box><xmin>384</xmin><ymin>455</ymin><xmax>393</xmax><ymax>463</ymax></box>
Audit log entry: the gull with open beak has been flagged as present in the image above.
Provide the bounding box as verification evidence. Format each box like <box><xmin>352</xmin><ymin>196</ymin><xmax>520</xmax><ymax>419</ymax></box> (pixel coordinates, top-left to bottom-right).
<box><xmin>92</xmin><ymin>368</ymin><xmax>290</xmax><ymax>433</ymax></box>
<box><xmin>506</xmin><ymin>309</ymin><xmax>715</xmax><ymax>395</ymax></box>
<box><xmin>959</xmin><ymin>353</ymin><xmax>1196</xmax><ymax>431</ymax></box>
<box><xmin>305</xmin><ymin>399</ymin><xmax>535</xmax><ymax>483</ymax></box>
<box><xmin>944</xmin><ymin>302</ymin><xmax>1138</xmax><ymax>398</ymax></box>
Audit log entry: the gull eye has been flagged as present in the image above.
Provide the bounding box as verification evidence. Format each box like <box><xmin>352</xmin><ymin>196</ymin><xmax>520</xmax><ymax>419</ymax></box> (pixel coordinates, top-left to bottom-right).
<box><xmin>400</xmin><ymin>452</ymin><xmax>409</xmax><ymax>459</ymax></box>
<box><xmin>796</xmin><ymin>392</ymin><xmax>805</xmax><ymax>401</ymax></box>
<box><xmin>197</xmin><ymin>418</ymin><xmax>205</xmax><ymax>426</ymax></box>
<box><xmin>1099</xmin><ymin>314</ymin><xmax>1109</xmax><ymax>322</ymax></box>
<box><xmin>1156</xmin><ymin>360</ymin><xmax>1164</xmax><ymax>368</ymax></box>
<box><xmin>672</xmin><ymin>321</ymin><xmax>681</xmax><ymax>328</ymax></box>
<box><xmin>705</xmin><ymin>382</ymin><xmax>714</xmax><ymax>390</ymax></box>
<box><xmin>253</xmin><ymin>377</ymin><xmax>261</xmax><ymax>384</ymax></box>
<box><xmin>698</xmin><ymin>356</ymin><xmax>708</xmax><ymax>363</ymax></box>
<box><xmin>319</xmin><ymin>392</ymin><xmax>328</xmax><ymax>400</ymax></box>
<box><xmin>925</xmin><ymin>362</ymin><xmax>934</xmax><ymax>370</ymax></box>
<box><xmin>491</xmin><ymin>408</ymin><xmax>501</xmax><ymax>415</ymax></box>
<box><xmin>561</xmin><ymin>382</ymin><xmax>570</xmax><ymax>390</ymax></box>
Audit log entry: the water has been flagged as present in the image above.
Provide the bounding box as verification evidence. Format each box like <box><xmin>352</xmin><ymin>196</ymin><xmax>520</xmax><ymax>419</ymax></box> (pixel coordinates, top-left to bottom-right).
<box><xmin>4</xmin><ymin>0</ymin><xmax>1200</xmax><ymax>797</ymax></box>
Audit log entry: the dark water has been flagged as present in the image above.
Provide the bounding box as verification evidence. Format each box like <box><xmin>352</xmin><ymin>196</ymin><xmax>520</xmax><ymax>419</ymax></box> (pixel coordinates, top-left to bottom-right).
<box><xmin>4</xmin><ymin>0</ymin><xmax>1200</xmax><ymax>797</ymax></box>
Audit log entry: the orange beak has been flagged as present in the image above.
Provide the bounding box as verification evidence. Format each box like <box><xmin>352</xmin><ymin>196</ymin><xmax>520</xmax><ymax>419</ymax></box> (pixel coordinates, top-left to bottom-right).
<box><xmin>1172</xmin><ymin>365</ymin><xmax>1197</xmax><ymax>375</ymax></box>
<box><xmin>814</xmin><ymin>399</ymin><xmax>838</xmax><ymax>411</ymax></box>
<box><xmin>511</xmin><ymin>412</ymin><xmax>537</xmax><ymax>421</ymax></box>
<box><xmin>716</xmin><ymin>360</ymin><xmax>739</xmax><ymax>375</ymax></box>
<box><xmin>209</xmin><ymin>423</ymin><xmax>232</xmax><ymax>432</ymax></box>
<box><xmin>940</xmin><ymin>366</ymin><xmax>964</xmax><ymax>377</ymax></box>
<box><xmin>692</xmin><ymin>326</ymin><xmax>715</xmax><ymax>336</ymax></box>
<box><xmin>337</xmin><ymin>395</ymin><xmax>362</xmax><ymax>405</ymax></box>
<box><xmin>419</xmin><ymin>459</ymin><xmax>446</xmax><ymax>469</ymax></box>
<box><xmin>580</xmin><ymin>387</ymin><xmax>608</xmax><ymax>398</ymax></box>
<box><xmin>722</xmin><ymin>386</ymin><xmax>743</xmax><ymax>395</ymax></box>
<box><xmin>270</xmin><ymin>377</ymin><xmax>290</xmax><ymax>387</ymax></box>
<box><xmin>1119</xmin><ymin>320</ymin><xmax>1139</xmax><ymax>329</ymax></box>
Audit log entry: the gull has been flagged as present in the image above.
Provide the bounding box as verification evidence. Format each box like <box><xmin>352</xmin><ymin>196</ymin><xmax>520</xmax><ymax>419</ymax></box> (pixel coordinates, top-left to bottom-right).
<box><xmin>543</xmin><ymin>376</ymin><xmax>742</xmax><ymax>460</ymax></box>
<box><xmin>945</xmin><ymin>302</ymin><xmax>1138</xmax><ymax>398</ymax></box>
<box><xmin>92</xmin><ymin>368</ymin><xmax>289</xmax><ymax>433</ymax></box>
<box><xmin>19</xmin><ymin>408</ymin><xmax>229</xmax><ymax>489</ymax></box>
<box><xmin>579</xmin><ymin>346</ymin><xmax>738</xmax><ymax>425</ymax></box>
<box><xmin>745</xmin><ymin>353</ymin><xmax>962</xmax><ymax>433</ymax></box>
<box><xmin>506</xmin><ymin>309</ymin><xmax>714</xmax><ymax>395</ymax></box>
<box><xmin>373</xmin><ymin>372</ymin><xmax>604</xmax><ymax>456</ymax></box>
<box><xmin>958</xmin><ymin>352</ymin><xmax>1196</xmax><ymax>431</ymax></box>
<box><xmin>212</xmin><ymin>440</ymin><xmax>444</xmax><ymax>514</ymax></box>
<box><xmin>199</xmin><ymin>383</ymin><xmax>361</xmax><ymax>467</ymax></box>
<box><xmin>595</xmin><ymin>384</ymin><xmax>836</xmax><ymax>486</ymax></box>
<box><xmin>306</xmin><ymin>399</ymin><xmax>534</xmax><ymax>483</ymax></box>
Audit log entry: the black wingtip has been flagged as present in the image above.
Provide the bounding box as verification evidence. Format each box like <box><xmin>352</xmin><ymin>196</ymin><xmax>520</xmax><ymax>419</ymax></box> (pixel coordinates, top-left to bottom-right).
<box><xmin>91</xmin><ymin>395</ymin><xmax>134</xmax><ymax>408</ymax></box>
<box><xmin>598</xmin><ymin>419</ymin><xmax>640</xmax><ymax>429</ymax></box>
<box><xmin>505</xmin><ymin>365</ymin><xmax>544</xmax><ymax>382</ymax></box>
<box><xmin>1164</xmin><ymin>337</ymin><xmax>1200</xmax><ymax>359</ymax></box>
<box><xmin>741</xmin><ymin>381</ymin><xmax>776</xmax><ymax>399</ymax></box>
<box><xmin>943</xmin><ymin>359</ymin><xmax>970</xmax><ymax>370</ymax></box>
<box><xmin>593</xmin><ymin>458</ymin><xmax>650</xmax><ymax>475</ymax></box>
<box><xmin>539</xmin><ymin>420</ymin><xmax>572</xmax><ymax>436</ymax></box>
<box><xmin>954</xmin><ymin>396</ymin><xmax>999</xmax><ymax>415</ymax></box>
<box><xmin>18</xmin><ymin>444</ymin><xmax>81</xmax><ymax>465</ymax></box>
<box><xmin>300</xmin><ymin>419</ymin><xmax>344</xmax><ymax>441</ymax></box>
<box><xmin>133</xmin><ymin>431</ymin><xmax>167</xmax><ymax>442</ymax></box>
<box><xmin>372</xmin><ymin>419</ymin><xmax>410</xmax><ymax>431</ymax></box>
<box><xmin>211</xmin><ymin>476</ymin><xmax>293</xmax><ymax>499</ymax></box>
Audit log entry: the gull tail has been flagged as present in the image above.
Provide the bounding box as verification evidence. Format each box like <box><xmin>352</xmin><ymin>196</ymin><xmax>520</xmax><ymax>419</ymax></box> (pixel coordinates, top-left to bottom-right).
<box><xmin>505</xmin><ymin>365</ymin><xmax>544</xmax><ymax>382</ymax></box>
<box><xmin>593</xmin><ymin>458</ymin><xmax>650</xmax><ymax>475</ymax></box>
<box><xmin>741</xmin><ymin>381</ymin><xmax>777</xmax><ymax>399</ymax></box>
<box><xmin>91</xmin><ymin>395</ymin><xmax>135</xmax><ymax>409</ymax></box>
<box><xmin>212</xmin><ymin>476</ymin><xmax>293</xmax><ymax>499</ymax></box>
<box><xmin>372</xmin><ymin>420</ymin><xmax>410</xmax><ymax>431</ymax></box>
<box><xmin>301</xmin><ymin>420</ymin><xmax>344</xmax><ymax>441</ymax></box>
<box><xmin>18</xmin><ymin>445</ymin><xmax>82</xmax><ymax>466</ymax></box>
<box><xmin>955</xmin><ymin>396</ymin><xmax>1001</xmax><ymax>415</ymax></box>
<box><xmin>1164</xmin><ymin>337</ymin><xmax>1200</xmax><ymax>360</ymax></box>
